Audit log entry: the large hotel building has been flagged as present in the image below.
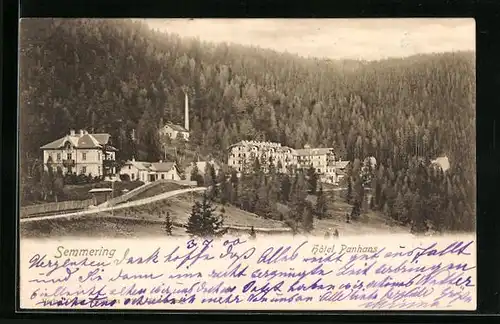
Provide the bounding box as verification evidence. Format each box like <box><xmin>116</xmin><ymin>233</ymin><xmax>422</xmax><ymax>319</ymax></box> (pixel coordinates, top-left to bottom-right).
<box><xmin>227</xmin><ymin>140</ymin><xmax>348</xmax><ymax>184</ymax></box>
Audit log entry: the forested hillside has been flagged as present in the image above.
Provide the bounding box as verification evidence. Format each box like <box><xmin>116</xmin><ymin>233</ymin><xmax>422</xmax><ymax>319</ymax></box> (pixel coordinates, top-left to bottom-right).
<box><xmin>19</xmin><ymin>18</ymin><xmax>475</xmax><ymax>232</ymax></box>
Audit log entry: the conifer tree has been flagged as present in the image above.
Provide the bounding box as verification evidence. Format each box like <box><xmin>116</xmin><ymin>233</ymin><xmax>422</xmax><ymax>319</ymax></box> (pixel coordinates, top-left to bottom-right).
<box><xmin>164</xmin><ymin>211</ymin><xmax>173</xmax><ymax>236</ymax></box>
<box><xmin>185</xmin><ymin>193</ymin><xmax>227</xmax><ymax>238</ymax></box>
<box><xmin>315</xmin><ymin>184</ymin><xmax>328</xmax><ymax>219</ymax></box>
<box><xmin>302</xmin><ymin>203</ymin><xmax>314</xmax><ymax>233</ymax></box>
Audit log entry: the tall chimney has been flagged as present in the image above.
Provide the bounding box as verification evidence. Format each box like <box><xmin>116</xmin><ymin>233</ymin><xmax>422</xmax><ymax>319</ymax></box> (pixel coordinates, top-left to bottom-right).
<box><xmin>184</xmin><ymin>91</ymin><xmax>189</xmax><ymax>131</ymax></box>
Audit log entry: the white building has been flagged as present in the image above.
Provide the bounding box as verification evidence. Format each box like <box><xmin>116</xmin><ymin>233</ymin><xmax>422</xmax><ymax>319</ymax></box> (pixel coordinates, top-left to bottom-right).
<box><xmin>431</xmin><ymin>156</ymin><xmax>450</xmax><ymax>172</ymax></box>
<box><xmin>226</xmin><ymin>141</ymin><xmax>340</xmax><ymax>181</ymax></box>
<box><xmin>119</xmin><ymin>158</ymin><xmax>181</xmax><ymax>183</ymax></box>
<box><xmin>159</xmin><ymin>91</ymin><xmax>190</xmax><ymax>141</ymax></box>
<box><xmin>40</xmin><ymin>129</ymin><xmax>117</xmax><ymax>177</ymax></box>
<box><xmin>227</xmin><ymin>140</ymin><xmax>296</xmax><ymax>174</ymax></box>
<box><xmin>295</xmin><ymin>144</ymin><xmax>336</xmax><ymax>175</ymax></box>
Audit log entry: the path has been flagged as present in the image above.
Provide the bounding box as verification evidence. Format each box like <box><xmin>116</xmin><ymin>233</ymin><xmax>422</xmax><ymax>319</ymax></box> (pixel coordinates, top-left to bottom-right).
<box><xmin>20</xmin><ymin>187</ymin><xmax>208</xmax><ymax>223</ymax></box>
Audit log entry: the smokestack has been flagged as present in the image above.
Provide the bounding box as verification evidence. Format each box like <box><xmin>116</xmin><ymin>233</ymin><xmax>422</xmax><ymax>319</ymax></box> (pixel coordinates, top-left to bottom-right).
<box><xmin>184</xmin><ymin>91</ymin><xmax>189</xmax><ymax>131</ymax></box>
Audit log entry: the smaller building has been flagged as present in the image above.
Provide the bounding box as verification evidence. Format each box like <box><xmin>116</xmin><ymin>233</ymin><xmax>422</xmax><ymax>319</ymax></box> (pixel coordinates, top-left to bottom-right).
<box><xmin>120</xmin><ymin>158</ymin><xmax>181</xmax><ymax>183</ymax></box>
<box><xmin>159</xmin><ymin>91</ymin><xmax>190</xmax><ymax>142</ymax></box>
<box><xmin>159</xmin><ymin>123</ymin><xmax>190</xmax><ymax>141</ymax></box>
<box><xmin>334</xmin><ymin>160</ymin><xmax>350</xmax><ymax>184</ymax></box>
<box><xmin>431</xmin><ymin>156</ymin><xmax>450</xmax><ymax>172</ymax></box>
<box><xmin>89</xmin><ymin>188</ymin><xmax>113</xmax><ymax>205</ymax></box>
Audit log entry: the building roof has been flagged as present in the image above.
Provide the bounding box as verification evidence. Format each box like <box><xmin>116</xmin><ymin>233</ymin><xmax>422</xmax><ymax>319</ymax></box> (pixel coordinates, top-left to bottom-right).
<box><xmin>431</xmin><ymin>156</ymin><xmax>450</xmax><ymax>172</ymax></box>
<box><xmin>151</xmin><ymin>162</ymin><xmax>176</xmax><ymax>172</ymax></box>
<box><xmin>163</xmin><ymin>123</ymin><xmax>189</xmax><ymax>133</ymax></box>
<box><xmin>40</xmin><ymin>131</ymin><xmax>114</xmax><ymax>150</ymax></box>
<box><xmin>124</xmin><ymin>161</ymin><xmax>152</xmax><ymax>171</ymax></box>
<box><xmin>125</xmin><ymin>160</ymin><xmax>177</xmax><ymax>173</ymax></box>
<box><xmin>295</xmin><ymin>148</ymin><xmax>334</xmax><ymax>156</ymax></box>
<box><xmin>336</xmin><ymin>161</ymin><xmax>350</xmax><ymax>169</ymax></box>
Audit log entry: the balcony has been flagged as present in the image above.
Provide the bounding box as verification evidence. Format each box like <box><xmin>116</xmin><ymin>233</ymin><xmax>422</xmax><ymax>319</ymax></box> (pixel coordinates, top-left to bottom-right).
<box><xmin>62</xmin><ymin>159</ymin><xmax>75</xmax><ymax>168</ymax></box>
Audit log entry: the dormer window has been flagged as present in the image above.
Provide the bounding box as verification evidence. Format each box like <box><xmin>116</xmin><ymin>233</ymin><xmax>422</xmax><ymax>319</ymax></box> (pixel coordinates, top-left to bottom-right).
<box><xmin>64</xmin><ymin>141</ymin><xmax>72</xmax><ymax>150</ymax></box>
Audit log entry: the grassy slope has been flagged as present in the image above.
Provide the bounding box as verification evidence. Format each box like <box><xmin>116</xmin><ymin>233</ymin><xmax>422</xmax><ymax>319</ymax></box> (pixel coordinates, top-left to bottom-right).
<box><xmin>123</xmin><ymin>181</ymin><xmax>186</xmax><ymax>203</ymax></box>
<box><xmin>20</xmin><ymin>190</ymin><xmax>409</xmax><ymax>238</ymax></box>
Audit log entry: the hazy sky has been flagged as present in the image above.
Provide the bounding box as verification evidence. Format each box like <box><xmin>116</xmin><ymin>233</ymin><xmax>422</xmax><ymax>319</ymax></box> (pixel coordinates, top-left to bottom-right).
<box><xmin>141</xmin><ymin>18</ymin><xmax>475</xmax><ymax>61</ymax></box>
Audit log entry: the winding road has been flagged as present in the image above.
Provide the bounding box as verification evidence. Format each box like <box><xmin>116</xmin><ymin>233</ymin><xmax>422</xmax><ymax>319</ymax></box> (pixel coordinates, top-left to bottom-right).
<box><xmin>20</xmin><ymin>186</ymin><xmax>208</xmax><ymax>223</ymax></box>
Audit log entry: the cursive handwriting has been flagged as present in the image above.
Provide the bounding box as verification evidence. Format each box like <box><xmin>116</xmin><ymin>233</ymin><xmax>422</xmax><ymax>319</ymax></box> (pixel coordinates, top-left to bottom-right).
<box><xmin>23</xmin><ymin>237</ymin><xmax>476</xmax><ymax>310</ymax></box>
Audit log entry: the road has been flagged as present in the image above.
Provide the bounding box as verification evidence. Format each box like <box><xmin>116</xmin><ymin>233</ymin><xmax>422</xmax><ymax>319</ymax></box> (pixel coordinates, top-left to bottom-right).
<box><xmin>20</xmin><ymin>186</ymin><xmax>208</xmax><ymax>223</ymax></box>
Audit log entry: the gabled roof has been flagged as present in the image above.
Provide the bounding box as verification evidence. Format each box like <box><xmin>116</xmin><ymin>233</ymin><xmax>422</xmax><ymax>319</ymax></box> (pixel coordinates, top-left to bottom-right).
<box><xmin>151</xmin><ymin>162</ymin><xmax>176</xmax><ymax>172</ymax></box>
<box><xmin>163</xmin><ymin>123</ymin><xmax>188</xmax><ymax>133</ymax></box>
<box><xmin>40</xmin><ymin>132</ymin><xmax>113</xmax><ymax>150</ymax></box>
<box><xmin>124</xmin><ymin>160</ymin><xmax>177</xmax><ymax>173</ymax></box>
<box><xmin>124</xmin><ymin>160</ymin><xmax>152</xmax><ymax>171</ymax></box>
<box><xmin>336</xmin><ymin>161</ymin><xmax>350</xmax><ymax>169</ymax></box>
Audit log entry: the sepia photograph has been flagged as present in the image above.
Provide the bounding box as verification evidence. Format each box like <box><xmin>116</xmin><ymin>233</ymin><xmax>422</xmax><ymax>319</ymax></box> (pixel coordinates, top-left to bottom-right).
<box><xmin>17</xmin><ymin>18</ymin><xmax>477</xmax><ymax>311</ymax></box>
<box><xmin>19</xmin><ymin>18</ymin><xmax>476</xmax><ymax>240</ymax></box>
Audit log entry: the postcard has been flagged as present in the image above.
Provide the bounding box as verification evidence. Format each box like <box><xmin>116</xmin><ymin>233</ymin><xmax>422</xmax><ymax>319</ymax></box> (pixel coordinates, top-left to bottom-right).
<box><xmin>18</xmin><ymin>18</ymin><xmax>476</xmax><ymax>311</ymax></box>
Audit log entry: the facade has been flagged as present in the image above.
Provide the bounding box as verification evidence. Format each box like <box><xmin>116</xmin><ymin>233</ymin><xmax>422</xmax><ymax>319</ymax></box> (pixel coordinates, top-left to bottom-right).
<box><xmin>159</xmin><ymin>91</ymin><xmax>190</xmax><ymax>141</ymax></box>
<box><xmin>159</xmin><ymin>123</ymin><xmax>190</xmax><ymax>141</ymax></box>
<box><xmin>227</xmin><ymin>140</ymin><xmax>296</xmax><ymax>174</ymax></box>
<box><xmin>295</xmin><ymin>144</ymin><xmax>335</xmax><ymax>175</ymax></box>
<box><xmin>120</xmin><ymin>158</ymin><xmax>181</xmax><ymax>183</ymax></box>
<box><xmin>227</xmin><ymin>141</ymin><xmax>343</xmax><ymax>182</ymax></box>
<box><xmin>40</xmin><ymin>129</ymin><xmax>117</xmax><ymax>177</ymax></box>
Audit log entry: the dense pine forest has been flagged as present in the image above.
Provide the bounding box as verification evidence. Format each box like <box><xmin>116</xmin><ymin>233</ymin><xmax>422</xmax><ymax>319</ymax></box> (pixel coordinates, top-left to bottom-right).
<box><xmin>19</xmin><ymin>18</ymin><xmax>475</xmax><ymax>233</ymax></box>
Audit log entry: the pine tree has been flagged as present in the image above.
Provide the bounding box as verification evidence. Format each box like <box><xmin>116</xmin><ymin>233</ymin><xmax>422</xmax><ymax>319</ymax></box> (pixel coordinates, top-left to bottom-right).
<box><xmin>302</xmin><ymin>203</ymin><xmax>314</xmax><ymax>233</ymax></box>
<box><xmin>286</xmin><ymin>173</ymin><xmax>308</xmax><ymax>234</ymax></box>
<box><xmin>164</xmin><ymin>211</ymin><xmax>173</xmax><ymax>235</ymax></box>
<box><xmin>350</xmin><ymin>200</ymin><xmax>362</xmax><ymax>221</ymax></box>
<box><xmin>306</xmin><ymin>166</ymin><xmax>318</xmax><ymax>194</ymax></box>
<box><xmin>346</xmin><ymin>177</ymin><xmax>353</xmax><ymax>203</ymax></box>
<box><xmin>185</xmin><ymin>193</ymin><xmax>227</xmax><ymax>238</ymax></box>
<box><xmin>315</xmin><ymin>184</ymin><xmax>327</xmax><ymax>219</ymax></box>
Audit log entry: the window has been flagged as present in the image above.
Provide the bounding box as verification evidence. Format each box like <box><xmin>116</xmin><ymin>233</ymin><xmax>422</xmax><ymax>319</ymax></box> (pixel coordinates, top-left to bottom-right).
<box><xmin>131</xmin><ymin>173</ymin><xmax>135</xmax><ymax>180</ymax></box>
<box><xmin>57</xmin><ymin>153</ymin><xmax>61</xmax><ymax>161</ymax></box>
<box><xmin>129</xmin><ymin>165</ymin><xmax>131</xmax><ymax>169</ymax></box>
<box><xmin>171</xmin><ymin>174</ymin><xmax>174</xmax><ymax>180</ymax></box>
<box><xmin>67</xmin><ymin>153</ymin><xmax>72</xmax><ymax>160</ymax></box>
<box><xmin>161</xmin><ymin>174</ymin><xmax>165</xmax><ymax>179</ymax></box>
<box><xmin>98</xmin><ymin>166</ymin><xmax>101</xmax><ymax>175</ymax></box>
<box><xmin>82</xmin><ymin>166</ymin><xmax>87</xmax><ymax>174</ymax></box>
<box><xmin>82</xmin><ymin>152</ymin><xmax>87</xmax><ymax>161</ymax></box>
<box><xmin>98</xmin><ymin>152</ymin><xmax>101</xmax><ymax>161</ymax></box>
<box><xmin>317</xmin><ymin>168</ymin><xmax>321</xmax><ymax>173</ymax></box>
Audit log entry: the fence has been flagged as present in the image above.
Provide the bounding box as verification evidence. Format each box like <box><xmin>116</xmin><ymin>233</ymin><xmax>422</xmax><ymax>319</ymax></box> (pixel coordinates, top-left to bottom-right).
<box><xmin>20</xmin><ymin>199</ymin><xmax>94</xmax><ymax>218</ymax></box>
